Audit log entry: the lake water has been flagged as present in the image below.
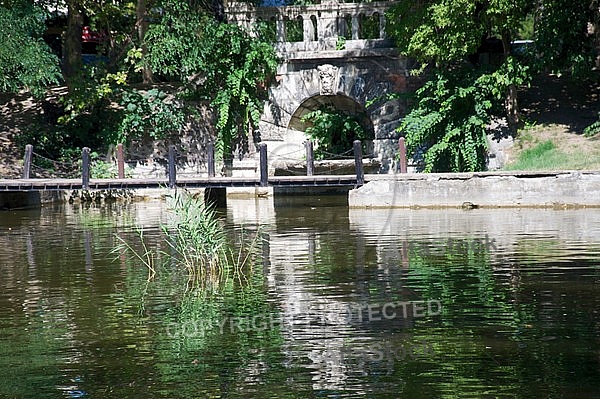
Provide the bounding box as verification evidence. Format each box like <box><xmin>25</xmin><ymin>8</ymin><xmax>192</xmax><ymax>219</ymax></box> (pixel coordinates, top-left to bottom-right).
<box><xmin>0</xmin><ymin>196</ymin><xmax>599</xmax><ymax>398</ymax></box>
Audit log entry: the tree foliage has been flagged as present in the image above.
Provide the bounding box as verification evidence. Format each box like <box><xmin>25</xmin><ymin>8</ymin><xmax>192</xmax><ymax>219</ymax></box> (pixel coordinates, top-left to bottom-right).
<box><xmin>117</xmin><ymin>88</ymin><xmax>185</xmax><ymax>144</ymax></box>
<box><xmin>144</xmin><ymin>0</ymin><xmax>208</xmax><ymax>79</ymax></box>
<box><xmin>387</xmin><ymin>0</ymin><xmax>533</xmax><ymax>67</ymax></box>
<box><xmin>146</xmin><ymin>7</ymin><xmax>278</xmax><ymax>159</ymax></box>
<box><xmin>17</xmin><ymin>68</ymin><xmax>125</xmax><ymax>161</ymax></box>
<box><xmin>206</xmin><ymin>23</ymin><xmax>279</xmax><ymax>159</ymax></box>
<box><xmin>5</xmin><ymin>0</ymin><xmax>600</xmax><ymax>170</ymax></box>
<box><xmin>0</xmin><ymin>1</ymin><xmax>61</xmax><ymax>96</ymax></box>
<box><xmin>387</xmin><ymin>0</ymin><xmax>533</xmax><ymax>171</ymax></box>
<box><xmin>401</xmin><ymin>59</ymin><xmax>529</xmax><ymax>172</ymax></box>
<box><xmin>7</xmin><ymin>0</ymin><xmax>277</xmax><ymax>165</ymax></box>
<box><xmin>387</xmin><ymin>0</ymin><xmax>484</xmax><ymax>67</ymax></box>
<box><xmin>533</xmin><ymin>0</ymin><xmax>600</xmax><ymax>77</ymax></box>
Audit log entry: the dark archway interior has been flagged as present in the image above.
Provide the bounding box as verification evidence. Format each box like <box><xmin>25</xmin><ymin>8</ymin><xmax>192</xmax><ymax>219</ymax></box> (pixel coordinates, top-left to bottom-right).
<box><xmin>288</xmin><ymin>94</ymin><xmax>375</xmax><ymax>138</ymax></box>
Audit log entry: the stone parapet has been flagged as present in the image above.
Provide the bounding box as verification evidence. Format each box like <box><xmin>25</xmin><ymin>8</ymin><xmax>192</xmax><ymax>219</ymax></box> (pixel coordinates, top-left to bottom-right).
<box><xmin>225</xmin><ymin>1</ymin><xmax>396</xmax><ymax>44</ymax></box>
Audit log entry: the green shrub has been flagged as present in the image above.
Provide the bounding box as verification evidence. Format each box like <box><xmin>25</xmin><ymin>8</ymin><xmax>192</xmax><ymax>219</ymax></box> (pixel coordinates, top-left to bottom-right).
<box><xmin>116</xmin><ymin>88</ymin><xmax>185</xmax><ymax>144</ymax></box>
<box><xmin>584</xmin><ymin>113</ymin><xmax>600</xmax><ymax>137</ymax></box>
<box><xmin>400</xmin><ymin>59</ymin><xmax>529</xmax><ymax>172</ymax></box>
<box><xmin>301</xmin><ymin>107</ymin><xmax>371</xmax><ymax>159</ymax></box>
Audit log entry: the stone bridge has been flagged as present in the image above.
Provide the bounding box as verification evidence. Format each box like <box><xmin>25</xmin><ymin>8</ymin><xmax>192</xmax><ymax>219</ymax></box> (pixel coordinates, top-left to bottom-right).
<box><xmin>225</xmin><ymin>0</ymin><xmax>418</xmax><ymax>173</ymax></box>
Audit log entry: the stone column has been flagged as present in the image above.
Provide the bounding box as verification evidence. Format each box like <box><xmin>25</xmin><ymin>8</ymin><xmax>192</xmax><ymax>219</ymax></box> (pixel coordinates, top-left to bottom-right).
<box><xmin>351</xmin><ymin>15</ymin><xmax>360</xmax><ymax>40</ymax></box>
<box><xmin>276</xmin><ymin>14</ymin><xmax>286</xmax><ymax>42</ymax></box>
<box><xmin>303</xmin><ymin>14</ymin><xmax>315</xmax><ymax>41</ymax></box>
<box><xmin>317</xmin><ymin>9</ymin><xmax>338</xmax><ymax>40</ymax></box>
<box><xmin>379</xmin><ymin>13</ymin><xmax>385</xmax><ymax>39</ymax></box>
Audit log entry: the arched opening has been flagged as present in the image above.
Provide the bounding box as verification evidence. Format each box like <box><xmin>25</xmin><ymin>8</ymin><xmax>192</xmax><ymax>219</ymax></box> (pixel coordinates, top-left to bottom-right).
<box><xmin>338</xmin><ymin>14</ymin><xmax>352</xmax><ymax>40</ymax></box>
<box><xmin>359</xmin><ymin>12</ymin><xmax>380</xmax><ymax>40</ymax></box>
<box><xmin>285</xmin><ymin>15</ymin><xmax>304</xmax><ymax>42</ymax></box>
<box><xmin>288</xmin><ymin>95</ymin><xmax>375</xmax><ymax>159</ymax></box>
<box><xmin>258</xmin><ymin>16</ymin><xmax>277</xmax><ymax>43</ymax></box>
<box><xmin>309</xmin><ymin>15</ymin><xmax>318</xmax><ymax>41</ymax></box>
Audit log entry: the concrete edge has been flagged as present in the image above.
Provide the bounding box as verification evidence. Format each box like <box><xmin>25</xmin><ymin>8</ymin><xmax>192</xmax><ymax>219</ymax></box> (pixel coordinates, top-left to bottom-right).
<box><xmin>349</xmin><ymin>171</ymin><xmax>600</xmax><ymax>209</ymax></box>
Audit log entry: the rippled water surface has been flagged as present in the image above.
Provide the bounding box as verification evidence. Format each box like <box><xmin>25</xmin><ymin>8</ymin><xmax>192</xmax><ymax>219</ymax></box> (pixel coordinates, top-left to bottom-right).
<box><xmin>0</xmin><ymin>197</ymin><xmax>599</xmax><ymax>398</ymax></box>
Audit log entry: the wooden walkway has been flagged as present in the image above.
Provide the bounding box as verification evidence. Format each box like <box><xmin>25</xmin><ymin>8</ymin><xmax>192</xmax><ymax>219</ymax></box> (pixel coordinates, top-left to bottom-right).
<box><xmin>0</xmin><ymin>174</ymin><xmax>377</xmax><ymax>192</ymax></box>
<box><xmin>9</xmin><ymin>140</ymin><xmax>393</xmax><ymax>192</ymax></box>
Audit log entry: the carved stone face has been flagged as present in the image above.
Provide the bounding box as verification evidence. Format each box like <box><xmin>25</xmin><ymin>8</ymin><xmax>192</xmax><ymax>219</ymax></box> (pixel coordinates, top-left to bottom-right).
<box><xmin>317</xmin><ymin>64</ymin><xmax>338</xmax><ymax>95</ymax></box>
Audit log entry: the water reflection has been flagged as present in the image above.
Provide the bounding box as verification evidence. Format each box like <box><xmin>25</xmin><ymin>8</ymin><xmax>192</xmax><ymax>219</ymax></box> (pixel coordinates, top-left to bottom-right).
<box><xmin>0</xmin><ymin>199</ymin><xmax>599</xmax><ymax>398</ymax></box>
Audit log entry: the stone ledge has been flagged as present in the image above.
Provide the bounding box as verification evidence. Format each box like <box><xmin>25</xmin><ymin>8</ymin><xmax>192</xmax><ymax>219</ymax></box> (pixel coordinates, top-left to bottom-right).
<box><xmin>284</xmin><ymin>47</ymin><xmax>399</xmax><ymax>61</ymax></box>
<box><xmin>349</xmin><ymin>171</ymin><xmax>600</xmax><ymax>208</ymax></box>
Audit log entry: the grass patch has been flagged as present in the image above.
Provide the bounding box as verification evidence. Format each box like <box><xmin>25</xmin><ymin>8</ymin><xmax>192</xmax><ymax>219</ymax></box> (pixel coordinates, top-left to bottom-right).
<box><xmin>504</xmin><ymin>140</ymin><xmax>563</xmax><ymax>170</ymax></box>
<box><xmin>504</xmin><ymin>123</ymin><xmax>600</xmax><ymax>171</ymax></box>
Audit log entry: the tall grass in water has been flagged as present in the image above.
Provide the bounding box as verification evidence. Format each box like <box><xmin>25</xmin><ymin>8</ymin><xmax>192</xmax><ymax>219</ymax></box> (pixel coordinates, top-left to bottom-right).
<box><xmin>163</xmin><ymin>192</ymin><xmax>230</xmax><ymax>286</ymax></box>
<box><xmin>115</xmin><ymin>191</ymin><xmax>262</xmax><ymax>290</ymax></box>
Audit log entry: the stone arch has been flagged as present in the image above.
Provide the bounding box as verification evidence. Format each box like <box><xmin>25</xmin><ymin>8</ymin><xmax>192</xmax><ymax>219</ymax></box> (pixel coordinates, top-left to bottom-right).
<box><xmin>309</xmin><ymin>15</ymin><xmax>318</xmax><ymax>41</ymax></box>
<box><xmin>288</xmin><ymin>94</ymin><xmax>374</xmax><ymax>142</ymax></box>
<box><xmin>259</xmin><ymin>59</ymin><xmax>412</xmax><ymax>172</ymax></box>
<box><xmin>338</xmin><ymin>13</ymin><xmax>352</xmax><ymax>40</ymax></box>
<box><xmin>257</xmin><ymin>16</ymin><xmax>277</xmax><ymax>42</ymax></box>
<box><xmin>260</xmin><ymin>62</ymin><xmax>406</xmax><ymax>140</ymax></box>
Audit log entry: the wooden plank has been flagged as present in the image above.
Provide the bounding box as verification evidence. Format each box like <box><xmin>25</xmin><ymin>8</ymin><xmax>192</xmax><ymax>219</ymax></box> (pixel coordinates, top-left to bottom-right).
<box><xmin>0</xmin><ymin>173</ymin><xmax>374</xmax><ymax>191</ymax></box>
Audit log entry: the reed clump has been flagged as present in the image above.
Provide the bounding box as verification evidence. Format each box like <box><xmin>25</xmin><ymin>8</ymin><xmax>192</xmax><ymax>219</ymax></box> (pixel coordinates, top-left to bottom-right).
<box><xmin>115</xmin><ymin>191</ymin><xmax>262</xmax><ymax>290</ymax></box>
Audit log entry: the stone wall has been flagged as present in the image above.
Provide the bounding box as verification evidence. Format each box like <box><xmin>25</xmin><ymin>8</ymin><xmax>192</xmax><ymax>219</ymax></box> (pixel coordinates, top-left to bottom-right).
<box><xmin>122</xmin><ymin>104</ymin><xmax>217</xmax><ymax>179</ymax></box>
<box><xmin>349</xmin><ymin>172</ymin><xmax>600</xmax><ymax>208</ymax></box>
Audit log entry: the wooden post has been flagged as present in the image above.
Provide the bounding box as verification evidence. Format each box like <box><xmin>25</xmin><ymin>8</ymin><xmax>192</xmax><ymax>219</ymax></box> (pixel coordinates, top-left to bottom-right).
<box><xmin>259</xmin><ymin>143</ymin><xmax>268</xmax><ymax>187</ymax></box>
<box><xmin>116</xmin><ymin>143</ymin><xmax>125</xmax><ymax>178</ymax></box>
<box><xmin>305</xmin><ymin>140</ymin><xmax>314</xmax><ymax>176</ymax></box>
<box><xmin>353</xmin><ymin>140</ymin><xmax>364</xmax><ymax>186</ymax></box>
<box><xmin>22</xmin><ymin>144</ymin><xmax>33</xmax><ymax>179</ymax></box>
<box><xmin>398</xmin><ymin>137</ymin><xmax>407</xmax><ymax>173</ymax></box>
<box><xmin>82</xmin><ymin>147</ymin><xmax>91</xmax><ymax>189</ymax></box>
<box><xmin>207</xmin><ymin>143</ymin><xmax>215</xmax><ymax>178</ymax></box>
<box><xmin>168</xmin><ymin>145</ymin><xmax>176</xmax><ymax>189</ymax></box>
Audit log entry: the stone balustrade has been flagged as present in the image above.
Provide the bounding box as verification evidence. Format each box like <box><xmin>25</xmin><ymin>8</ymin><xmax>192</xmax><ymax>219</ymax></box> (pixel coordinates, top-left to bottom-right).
<box><xmin>225</xmin><ymin>1</ymin><xmax>397</xmax><ymax>52</ymax></box>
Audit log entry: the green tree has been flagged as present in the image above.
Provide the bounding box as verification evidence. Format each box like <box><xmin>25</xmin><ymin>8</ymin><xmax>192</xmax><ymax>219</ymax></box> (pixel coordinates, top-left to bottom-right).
<box><xmin>145</xmin><ymin>2</ymin><xmax>278</xmax><ymax>160</ymax></box>
<box><xmin>401</xmin><ymin>61</ymin><xmax>529</xmax><ymax>172</ymax></box>
<box><xmin>116</xmin><ymin>87</ymin><xmax>185</xmax><ymax>144</ymax></box>
<box><xmin>63</xmin><ymin>0</ymin><xmax>83</xmax><ymax>88</ymax></box>
<box><xmin>387</xmin><ymin>0</ymin><xmax>531</xmax><ymax>172</ymax></box>
<box><xmin>0</xmin><ymin>1</ymin><xmax>61</xmax><ymax>96</ymax></box>
<box><xmin>534</xmin><ymin>1</ymin><xmax>600</xmax><ymax>136</ymax></box>
<box><xmin>387</xmin><ymin>0</ymin><xmax>484</xmax><ymax>66</ymax></box>
<box><xmin>207</xmin><ymin>22</ymin><xmax>278</xmax><ymax>160</ymax></box>
<box><xmin>388</xmin><ymin>0</ymin><xmax>600</xmax><ymax>171</ymax></box>
<box><xmin>533</xmin><ymin>0</ymin><xmax>600</xmax><ymax>77</ymax></box>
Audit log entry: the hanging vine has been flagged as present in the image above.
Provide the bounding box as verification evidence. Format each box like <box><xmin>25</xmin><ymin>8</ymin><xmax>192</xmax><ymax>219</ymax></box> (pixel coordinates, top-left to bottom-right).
<box><xmin>400</xmin><ymin>60</ymin><xmax>529</xmax><ymax>172</ymax></box>
<box><xmin>145</xmin><ymin>7</ymin><xmax>278</xmax><ymax>161</ymax></box>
